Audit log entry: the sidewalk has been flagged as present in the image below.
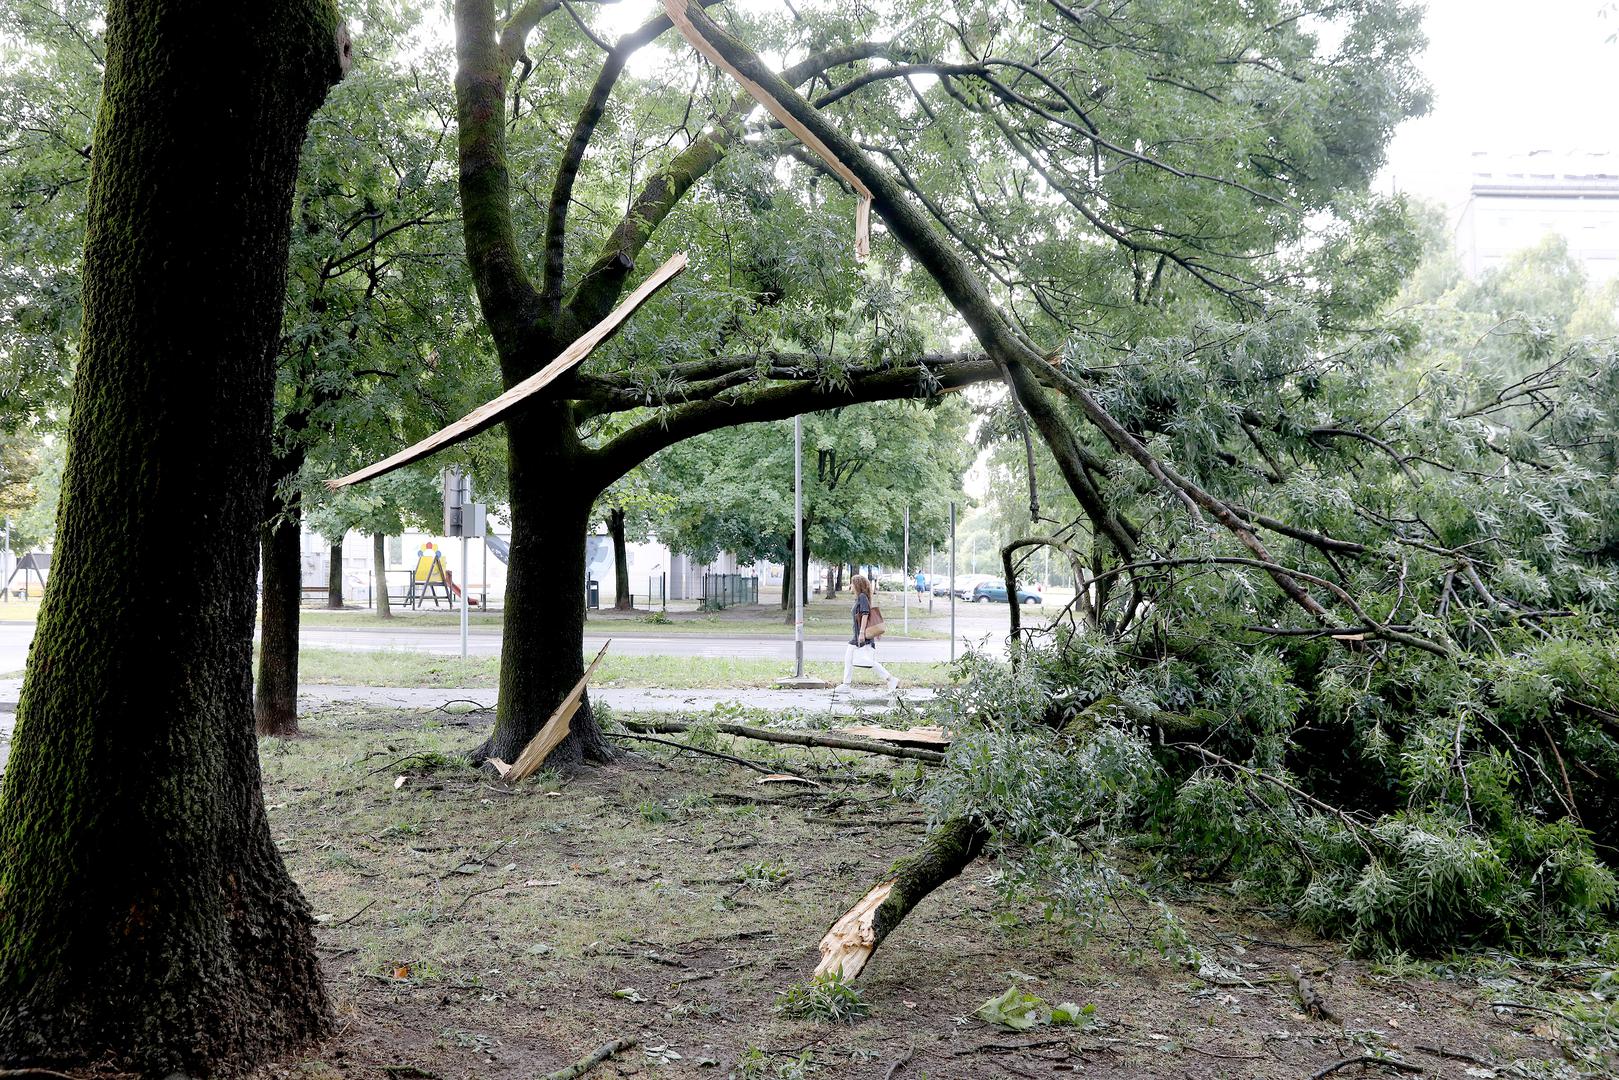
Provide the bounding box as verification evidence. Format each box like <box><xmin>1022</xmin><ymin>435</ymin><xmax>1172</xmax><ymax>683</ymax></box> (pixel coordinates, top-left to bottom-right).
<box><xmin>0</xmin><ymin>679</ymin><xmax>932</xmax><ymax>773</ymax></box>
<box><xmin>291</xmin><ymin>682</ymin><xmax>932</xmax><ymax>715</ymax></box>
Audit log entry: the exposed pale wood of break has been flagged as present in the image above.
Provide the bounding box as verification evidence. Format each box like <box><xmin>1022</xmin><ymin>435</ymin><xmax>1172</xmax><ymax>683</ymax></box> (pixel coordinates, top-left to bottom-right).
<box><xmin>815</xmin><ymin>878</ymin><xmax>895</xmax><ymax>980</ymax></box>
<box><xmin>327</xmin><ymin>253</ymin><xmax>688</xmax><ymax>490</ymax></box>
<box><xmin>504</xmin><ymin>640</ymin><xmax>613</xmax><ymax>783</ymax></box>
<box><xmin>661</xmin><ymin>0</ymin><xmax>871</xmax><ymax>260</ymax></box>
<box><xmin>834</xmin><ymin>725</ymin><xmax>952</xmax><ymax>749</ymax></box>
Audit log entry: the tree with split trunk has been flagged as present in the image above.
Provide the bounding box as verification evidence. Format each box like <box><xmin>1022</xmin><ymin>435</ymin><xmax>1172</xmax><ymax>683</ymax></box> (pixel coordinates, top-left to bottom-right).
<box><xmin>413</xmin><ymin>0</ymin><xmax>1424</xmax><ymax>779</ymax></box>
<box><xmin>648</xmin><ymin>0</ymin><xmax>1459</xmax><ymax>975</ymax></box>
<box><xmin>445</xmin><ymin>0</ymin><xmax>1030</xmax><ymax>769</ymax></box>
<box><xmin>0</xmin><ymin>1</ymin><xmax>346</xmax><ymax>1072</ymax></box>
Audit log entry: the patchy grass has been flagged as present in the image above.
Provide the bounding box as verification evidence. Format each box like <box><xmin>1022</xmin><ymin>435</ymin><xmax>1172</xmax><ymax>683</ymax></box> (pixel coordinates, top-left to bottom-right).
<box><xmin>296</xmin><ymin>648</ymin><xmax>956</xmax><ymax>689</ymax></box>
<box><xmin>299</xmin><ymin>607</ymin><xmax>506</xmax><ymax>629</ymax></box>
<box><xmin>294</xmin><ymin>593</ymin><xmax>949</xmax><ymax>639</ymax></box>
<box><xmin>253</xmin><ymin>705</ymin><xmax>1601</xmax><ymax>1080</ymax></box>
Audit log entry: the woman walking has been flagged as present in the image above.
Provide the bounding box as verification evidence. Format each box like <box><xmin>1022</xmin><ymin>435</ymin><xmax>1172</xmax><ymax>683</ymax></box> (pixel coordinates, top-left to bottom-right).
<box><xmin>839</xmin><ymin>574</ymin><xmax>900</xmax><ymax>692</ymax></box>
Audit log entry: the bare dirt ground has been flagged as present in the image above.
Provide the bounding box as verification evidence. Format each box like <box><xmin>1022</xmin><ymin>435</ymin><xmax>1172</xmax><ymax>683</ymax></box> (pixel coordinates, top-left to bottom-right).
<box><xmin>254</xmin><ymin>704</ymin><xmax>1609</xmax><ymax>1080</ymax></box>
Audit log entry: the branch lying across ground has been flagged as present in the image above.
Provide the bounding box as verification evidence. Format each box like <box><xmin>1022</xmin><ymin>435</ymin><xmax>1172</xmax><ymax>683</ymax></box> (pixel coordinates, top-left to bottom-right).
<box><xmin>542</xmin><ymin>1038</ymin><xmax>638</xmax><ymax>1080</ymax></box>
<box><xmin>616</xmin><ymin>716</ymin><xmax>946</xmax><ymax>764</ymax></box>
<box><xmin>816</xmin><ymin>816</ymin><xmax>987</xmax><ymax>980</ymax></box>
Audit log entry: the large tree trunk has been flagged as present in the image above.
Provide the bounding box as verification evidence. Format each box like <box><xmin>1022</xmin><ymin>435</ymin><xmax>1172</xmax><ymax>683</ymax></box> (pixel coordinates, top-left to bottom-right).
<box><xmin>326</xmin><ymin>538</ymin><xmax>343</xmax><ymax>607</ymax></box>
<box><xmin>374</xmin><ymin>531</ymin><xmax>392</xmax><ymax>618</ymax></box>
<box><xmin>256</xmin><ymin>481</ymin><xmax>304</xmax><ymax>738</ymax></box>
<box><xmin>780</xmin><ymin>550</ymin><xmax>793</xmax><ymax>614</ymax></box>
<box><xmin>473</xmin><ymin>410</ymin><xmax>617</xmax><ymax>769</ymax></box>
<box><xmin>609</xmin><ymin>506</ymin><xmax>632</xmax><ymax>610</ymax></box>
<box><xmin>0</xmin><ymin>3</ymin><xmax>343</xmax><ymax>1075</ymax></box>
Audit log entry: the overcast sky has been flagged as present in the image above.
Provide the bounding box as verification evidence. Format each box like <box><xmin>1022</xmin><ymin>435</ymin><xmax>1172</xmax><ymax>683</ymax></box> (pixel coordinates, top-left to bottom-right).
<box><xmin>1378</xmin><ymin>0</ymin><xmax>1619</xmax><ymax>208</ymax></box>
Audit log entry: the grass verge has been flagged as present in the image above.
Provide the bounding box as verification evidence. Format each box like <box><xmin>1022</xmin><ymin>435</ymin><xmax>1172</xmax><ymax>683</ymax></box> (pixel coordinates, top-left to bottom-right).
<box><xmin>296</xmin><ymin>647</ymin><xmax>956</xmax><ymax>689</ymax></box>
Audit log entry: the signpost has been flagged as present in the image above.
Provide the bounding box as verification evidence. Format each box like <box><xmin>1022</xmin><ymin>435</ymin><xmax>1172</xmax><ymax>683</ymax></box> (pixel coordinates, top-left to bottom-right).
<box><xmin>442</xmin><ymin>467</ymin><xmax>486</xmax><ymax>659</ymax></box>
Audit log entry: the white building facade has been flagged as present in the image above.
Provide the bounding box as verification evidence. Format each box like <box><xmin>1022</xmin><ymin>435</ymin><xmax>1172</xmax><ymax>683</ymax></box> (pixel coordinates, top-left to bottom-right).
<box><xmin>1457</xmin><ymin>151</ymin><xmax>1619</xmax><ymax>282</ymax></box>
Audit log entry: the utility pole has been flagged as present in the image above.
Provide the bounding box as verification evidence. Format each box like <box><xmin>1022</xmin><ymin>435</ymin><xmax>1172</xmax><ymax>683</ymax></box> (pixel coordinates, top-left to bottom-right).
<box><xmin>949</xmin><ymin>502</ymin><xmax>957</xmax><ymax>662</ymax></box>
<box><xmin>793</xmin><ymin>414</ymin><xmax>805</xmax><ymax>679</ymax></box>
<box><xmin>902</xmin><ymin>506</ymin><xmax>910</xmax><ymax>636</ymax></box>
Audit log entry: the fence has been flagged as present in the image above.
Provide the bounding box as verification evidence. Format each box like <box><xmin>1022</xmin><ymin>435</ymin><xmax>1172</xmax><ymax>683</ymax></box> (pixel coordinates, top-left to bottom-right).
<box><xmin>700</xmin><ymin>572</ymin><xmax>758</xmax><ymax>610</ymax></box>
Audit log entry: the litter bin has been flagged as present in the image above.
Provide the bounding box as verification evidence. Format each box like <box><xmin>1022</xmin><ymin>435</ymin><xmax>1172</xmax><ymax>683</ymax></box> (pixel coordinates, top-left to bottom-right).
<box><xmin>587</xmin><ymin>578</ymin><xmax>600</xmax><ymax>609</ymax></box>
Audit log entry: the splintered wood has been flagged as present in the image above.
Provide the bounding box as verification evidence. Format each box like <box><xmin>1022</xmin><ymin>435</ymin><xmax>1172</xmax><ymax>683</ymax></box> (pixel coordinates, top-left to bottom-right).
<box><xmin>815</xmin><ymin>878</ymin><xmax>895</xmax><ymax>980</ymax></box>
<box><xmin>327</xmin><ymin>253</ymin><xmax>687</xmax><ymax>490</ymax></box>
<box><xmin>834</xmin><ymin>725</ymin><xmax>952</xmax><ymax>749</ymax></box>
<box><xmin>660</xmin><ymin>0</ymin><xmax>871</xmax><ymax>260</ymax></box>
<box><xmin>504</xmin><ymin>640</ymin><xmax>613</xmax><ymax>783</ymax></box>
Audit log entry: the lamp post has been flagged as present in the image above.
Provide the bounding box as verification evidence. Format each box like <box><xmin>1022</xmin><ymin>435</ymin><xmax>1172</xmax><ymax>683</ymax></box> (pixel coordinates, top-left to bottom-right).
<box><xmin>793</xmin><ymin>414</ymin><xmax>804</xmax><ymax>679</ymax></box>
<box><xmin>949</xmin><ymin>502</ymin><xmax>957</xmax><ymax>662</ymax></box>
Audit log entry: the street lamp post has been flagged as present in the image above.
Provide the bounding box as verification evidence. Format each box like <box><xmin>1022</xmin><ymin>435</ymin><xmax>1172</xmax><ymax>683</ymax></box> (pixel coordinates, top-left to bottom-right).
<box><xmin>949</xmin><ymin>502</ymin><xmax>957</xmax><ymax>662</ymax></box>
<box><xmin>902</xmin><ymin>506</ymin><xmax>910</xmax><ymax>636</ymax></box>
<box><xmin>793</xmin><ymin>414</ymin><xmax>804</xmax><ymax>679</ymax></box>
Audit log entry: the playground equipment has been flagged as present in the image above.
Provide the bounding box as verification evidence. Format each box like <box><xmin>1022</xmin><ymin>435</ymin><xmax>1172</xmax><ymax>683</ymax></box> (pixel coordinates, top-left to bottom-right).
<box><xmin>404</xmin><ymin>543</ymin><xmax>453</xmax><ymax>608</ymax></box>
<box><xmin>5</xmin><ymin>552</ymin><xmax>49</xmax><ymax>600</ymax></box>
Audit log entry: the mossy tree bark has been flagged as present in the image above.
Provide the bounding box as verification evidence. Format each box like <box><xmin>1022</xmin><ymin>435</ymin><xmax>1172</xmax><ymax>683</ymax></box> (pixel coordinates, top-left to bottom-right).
<box><xmin>0</xmin><ymin>3</ymin><xmax>345</xmax><ymax>1074</ymax></box>
<box><xmin>374</xmin><ymin>531</ymin><xmax>392</xmax><ymax>617</ymax></box>
<box><xmin>326</xmin><ymin>538</ymin><xmax>343</xmax><ymax>607</ymax></box>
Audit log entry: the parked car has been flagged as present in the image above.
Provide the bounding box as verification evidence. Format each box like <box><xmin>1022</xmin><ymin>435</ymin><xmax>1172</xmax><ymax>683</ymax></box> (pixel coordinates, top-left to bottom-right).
<box><xmin>972</xmin><ymin>581</ymin><xmax>1043</xmax><ymax>605</ymax></box>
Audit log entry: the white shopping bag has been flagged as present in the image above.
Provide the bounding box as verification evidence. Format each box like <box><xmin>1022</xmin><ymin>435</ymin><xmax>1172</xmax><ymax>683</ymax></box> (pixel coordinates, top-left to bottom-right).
<box><xmin>852</xmin><ymin>644</ymin><xmax>876</xmax><ymax>668</ymax></box>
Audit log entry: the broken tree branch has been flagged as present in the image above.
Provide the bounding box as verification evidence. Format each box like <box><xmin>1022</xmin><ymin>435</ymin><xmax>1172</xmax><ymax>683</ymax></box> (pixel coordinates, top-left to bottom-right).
<box><xmin>326</xmin><ymin>254</ymin><xmax>685</xmax><ymax>488</ymax></box>
<box><xmin>816</xmin><ymin>816</ymin><xmax>987</xmax><ymax>979</ymax></box>
<box><xmin>505</xmin><ymin>640</ymin><xmax>612</xmax><ymax>781</ymax></box>
<box><xmin>616</xmin><ymin>716</ymin><xmax>945</xmax><ymax>764</ymax></box>
<box><xmin>542</xmin><ymin>1038</ymin><xmax>638</xmax><ymax>1080</ymax></box>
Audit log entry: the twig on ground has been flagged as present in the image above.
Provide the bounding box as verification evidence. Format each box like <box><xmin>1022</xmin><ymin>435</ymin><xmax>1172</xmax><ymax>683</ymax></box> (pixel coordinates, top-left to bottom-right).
<box><xmin>1308</xmin><ymin>1056</ymin><xmax>1423</xmax><ymax>1080</ymax></box>
<box><xmin>431</xmin><ymin>698</ymin><xmax>492</xmax><ymax>714</ymax></box>
<box><xmin>1411</xmin><ymin>1045</ymin><xmax>1494</xmax><ymax>1068</ymax></box>
<box><xmin>884</xmin><ymin>1048</ymin><xmax>915</xmax><ymax>1080</ymax></box>
<box><xmin>671</xmin><ymin>959</ymin><xmax>753</xmax><ymax>986</ymax></box>
<box><xmin>367</xmin><ymin>751</ymin><xmax>444</xmax><ymax>776</ymax></box>
<box><xmin>954</xmin><ymin>1039</ymin><xmax>1072</xmax><ymax>1056</ymax></box>
<box><xmin>380</xmin><ymin>1067</ymin><xmax>443</xmax><ymax>1079</ymax></box>
<box><xmin>330</xmin><ymin>897</ymin><xmax>378</xmax><ymax>927</ymax></box>
<box><xmin>542</xmin><ymin>1038</ymin><xmax>637</xmax><ymax>1080</ymax></box>
<box><xmin>608</xmin><ymin>732</ymin><xmax>811</xmax><ymax>778</ymax></box>
<box><xmin>448</xmin><ymin>882</ymin><xmax>510</xmax><ymax>917</ymax></box>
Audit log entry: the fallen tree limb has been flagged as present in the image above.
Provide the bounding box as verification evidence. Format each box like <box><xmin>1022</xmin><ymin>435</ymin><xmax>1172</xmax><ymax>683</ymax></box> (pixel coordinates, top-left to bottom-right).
<box><xmin>326</xmin><ymin>253</ymin><xmax>685</xmax><ymax>488</ymax></box>
<box><xmin>816</xmin><ymin>816</ymin><xmax>987</xmax><ymax>980</ymax></box>
<box><xmin>835</xmin><ymin>724</ymin><xmax>951</xmax><ymax>749</ymax></box>
<box><xmin>506</xmin><ymin>640</ymin><xmax>611</xmax><ymax>781</ymax></box>
<box><xmin>1308</xmin><ymin>1056</ymin><xmax>1422</xmax><ymax>1080</ymax></box>
<box><xmin>617</xmin><ymin>716</ymin><xmax>945</xmax><ymax>764</ymax></box>
<box><xmin>542</xmin><ymin>1038</ymin><xmax>637</xmax><ymax>1080</ymax></box>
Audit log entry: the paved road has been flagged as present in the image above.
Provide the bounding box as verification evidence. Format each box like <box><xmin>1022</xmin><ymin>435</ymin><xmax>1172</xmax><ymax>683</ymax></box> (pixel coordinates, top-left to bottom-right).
<box><xmin>2</xmin><ymin>606</ymin><xmax>1016</xmax><ymax>674</ymax></box>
